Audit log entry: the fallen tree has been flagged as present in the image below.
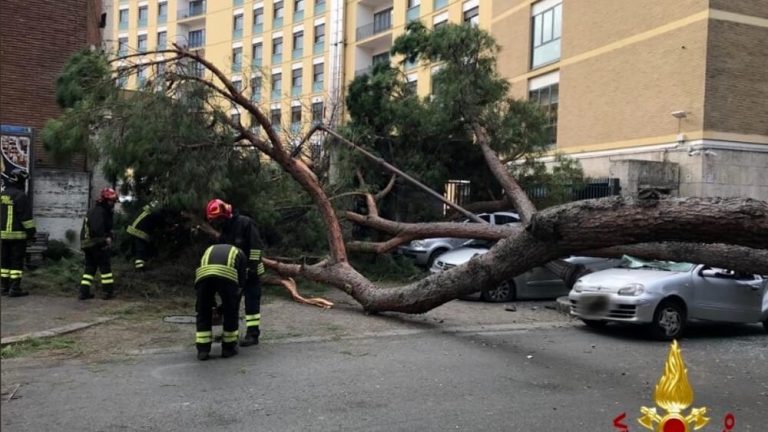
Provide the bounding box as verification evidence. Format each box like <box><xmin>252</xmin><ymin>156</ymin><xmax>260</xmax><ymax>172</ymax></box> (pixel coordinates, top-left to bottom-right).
<box><xmin>43</xmin><ymin>25</ymin><xmax>768</xmax><ymax>314</ymax></box>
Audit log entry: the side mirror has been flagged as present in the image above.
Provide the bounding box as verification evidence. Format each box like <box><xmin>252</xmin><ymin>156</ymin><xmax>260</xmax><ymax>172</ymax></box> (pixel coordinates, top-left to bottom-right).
<box><xmin>700</xmin><ymin>268</ymin><xmax>719</xmax><ymax>278</ymax></box>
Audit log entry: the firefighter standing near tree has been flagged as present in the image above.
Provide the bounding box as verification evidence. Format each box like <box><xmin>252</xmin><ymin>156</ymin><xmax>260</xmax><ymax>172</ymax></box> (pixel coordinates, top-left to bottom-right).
<box><xmin>78</xmin><ymin>188</ymin><xmax>119</xmax><ymax>300</ymax></box>
<box><xmin>126</xmin><ymin>204</ymin><xmax>177</xmax><ymax>271</ymax></box>
<box><xmin>1</xmin><ymin>168</ymin><xmax>36</xmax><ymax>297</ymax></box>
<box><xmin>205</xmin><ymin>198</ymin><xmax>266</xmax><ymax>347</ymax></box>
<box><xmin>194</xmin><ymin>243</ymin><xmax>248</xmax><ymax>360</ymax></box>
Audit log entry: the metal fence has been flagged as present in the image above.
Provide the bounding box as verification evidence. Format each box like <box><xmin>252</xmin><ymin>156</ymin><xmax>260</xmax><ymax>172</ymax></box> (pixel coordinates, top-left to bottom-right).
<box><xmin>525</xmin><ymin>177</ymin><xmax>621</xmax><ymax>203</ymax></box>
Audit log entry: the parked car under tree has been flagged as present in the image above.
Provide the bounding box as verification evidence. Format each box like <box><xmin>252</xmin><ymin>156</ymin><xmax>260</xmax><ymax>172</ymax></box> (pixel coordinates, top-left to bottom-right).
<box><xmin>568</xmin><ymin>256</ymin><xmax>768</xmax><ymax>340</ymax></box>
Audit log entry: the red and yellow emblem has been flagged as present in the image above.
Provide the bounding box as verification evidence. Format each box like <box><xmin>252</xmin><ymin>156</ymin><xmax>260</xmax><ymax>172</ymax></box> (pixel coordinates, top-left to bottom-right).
<box><xmin>638</xmin><ymin>340</ymin><xmax>710</xmax><ymax>432</ymax></box>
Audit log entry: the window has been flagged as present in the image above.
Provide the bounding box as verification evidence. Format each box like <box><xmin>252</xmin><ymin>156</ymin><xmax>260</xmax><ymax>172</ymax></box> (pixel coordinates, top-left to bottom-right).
<box><xmin>311</xmin><ymin>101</ymin><xmax>323</xmax><ymax>124</ymax></box>
<box><xmin>188</xmin><ymin>29</ymin><xmax>205</xmax><ymax>48</ymax></box>
<box><xmin>157</xmin><ymin>31</ymin><xmax>167</xmax><ymax>49</ymax></box>
<box><xmin>272</xmin><ymin>72</ymin><xmax>282</xmax><ymax>94</ymax></box>
<box><xmin>138</xmin><ymin>6</ymin><xmax>148</xmax><ymax>26</ymax></box>
<box><xmin>273</xmin><ymin>37</ymin><xmax>283</xmax><ymax>55</ymax></box>
<box><xmin>232</xmin><ymin>113</ymin><xmax>241</xmax><ymax>125</ymax></box>
<box><xmin>528</xmin><ymin>79</ymin><xmax>559</xmax><ymax>145</ymax></box>
<box><xmin>274</xmin><ymin>1</ymin><xmax>285</xmax><ymax>19</ymax></box>
<box><xmin>294</xmin><ymin>0</ymin><xmax>305</xmax><ymax>19</ymax></box>
<box><xmin>312</xmin><ymin>63</ymin><xmax>324</xmax><ymax>86</ymax></box>
<box><xmin>433</xmin><ymin>19</ymin><xmax>447</xmax><ymax>29</ymax></box>
<box><xmin>292</xmin><ymin>31</ymin><xmax>303</xmax><ymax>58</ymax></box>
<box><xmin>137</xmin><ymin>34</ymin><xmax>148</xmax><ymax>52</ymax></box>
<box><xmin>117</xmin><ymin>37</ymin><xmax>128</xmax><ymax>56</ymax></box>
<box><xmin>372</xmin><ymin>51</ymin><xmax>390</xmax><ymax>66</ymax></box>
<box><xmin>158</xmin><ymin>2</ymin><xmax>168</xmax><ymax>22</ymax></box>
<box><xmin>137</xmin><ymin>65</ymin><xmax>147</xmax><ymax>85</ymax></box>
<box><xmin>531</xmin><ymin>0</ymin><xmax>562</xmax><ymax>68</ymax></box>
<box><xmin>314</xmin><ymin>23</ymin><xmax>325</xmax><ymax>44</ymax></box>
<box><xmin>232</xmin><ymin>47</ymin><xmax>243</xmax><ymax>72</ymax></box>
<box><xmin>251</xmin><ymin>76</ymin><xmax>262</xmax><ymax>96</ymax></box>
<box><xmin>233</xmin><ymin>79</ymin><xmax>242</xmax><ymax>94</ymax></box>
<box><xmin>463</xmin><ymin>6</ymin><xmax>479</xmax><ymax>26</ymax></box>
<box><xmin>291</xmin><ymin>105</ymin><xmax>302</xmax><ymax>125</ymax></box>
<box><xmin>408</xmin><ymin>0</ymin><xmax>421</xmax><ymax>7</ymax></box>
<box><xmin>233</xmin><ymin>14</ymin><xmax>244</xmax><ymax>38</ymax></box>
<box><xmin>373</xmin><ymin>8</ymin><xmax>393</xmax><ymax>33</ymax></box>
<box><xmin>253</xmin><ymin>7</ymin><xmax>264</xmax><ymax>32</ymax></box>
<box><xmin>270</xmin><ymin>108</ymin><xmax>281</xmax><ymax>129</ymax></box>
<box><xmin>189</xmin><ymin>0</ymin><xmax>205</xmax><ymax>16</ymax></box>
<box><xmin>252</xmin><ymin>42</ymin><xmax>263</xmax><ymax>64</ymax></box>
<box><xmin>118</xmin><ymin>8</ymin><xmax>129</xmax><ymax>29</ymax></box>
<box><xmin>493</xmin><ymin>214</ymin><xmax>520</xmax><ymax>225</ymax></box>
<box><xmin>405</xmin><ymin>79</ymin><xmax>417</xmax><ymax>95</ymax></box>
<box><xmin>291</xmin><ymin>68</ymin><xmax>303</xmax><ymax>88</ymax></box>
<box><xmin>117</xmin><ymin>68</ymin><xmax>128</xmax><ymax>88</ymax></box>
<box><xmin>156</xmin><ymin>62</ymin><xmax>166</xmax><ymax>77</ymax></box>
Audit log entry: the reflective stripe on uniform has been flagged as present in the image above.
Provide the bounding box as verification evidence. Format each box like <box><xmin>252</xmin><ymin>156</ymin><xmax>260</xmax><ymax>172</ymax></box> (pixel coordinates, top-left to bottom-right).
<box><xmin>81</xmin><ymin>273</ymin><xmax>93</xmax><ymax>286</ymax></box>
<box><xmin>249</xmin><ymin>249</ymin><xmax>261</xmax><ymax>261</ymax></box>
<box><xmin>222</xmin><ymin>330</ymin><xmax>239</xmax><ymax>343</ymax></box>
<box><xmin>245</xmin><ymin>313</ymin><xmax>261</xmax><ymax>328</ymax></box>
<box><xmin>195</xmin><ymin>265</ymin><xmax>238</xmax><ymax>283</ymax></box>
<box><xmin>257</xmin><ymin>263</ymin><xmax>265</xmax><ymax>275</ymax></box>
<box><xmin>126</xmin><ymin>225</ymin><xmax>150</xmax><ymax>241</ymax></box>
<box><xmin>134</xmin><ymin>259</ymin><xmax>145</xmax><ymax>268</ymax></box>
<box><xmin>200</xmin><ymin>246</ymin><xmax>214</xmax><ymax>267</ymax></box>
<box><xmin>101</xmin><ymin>273</ymin><xmax>114</xmax><ymax>284</ymax></box>
<box><xmin>0</xmin><ymin>268</ymin><xmax>9</xmax><ymax>277</ymax></box>
<box><xmin>0</xmin><ymin>231</ymin><xmax>26</xmax><ymax>240</ymax></box>
<box><xmin>9</xmin><ymin>270</ymin><xmax>23</xmax><ymax>279</ymax></box>
<box><xmin>195</xmin><ymin>331</ymin><xmax>213</xmax><ymax>344</ymax></box>
<box><xmin>22</xmin><ymin>219</ymin><xmax>35</xmax><ymax>229</ymax></box>
<box><xmin>227</xmin><ymin>247</ymin><xmax>238</xmax><ymax>268</ymax></box>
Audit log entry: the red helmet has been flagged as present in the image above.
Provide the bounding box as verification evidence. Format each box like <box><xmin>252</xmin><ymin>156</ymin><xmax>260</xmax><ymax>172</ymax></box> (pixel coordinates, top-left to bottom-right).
<box><xmin>206</xmin><ymin>198</ymin><xmax>232</xmax><ymax>221</ymax></box>
<box><xmin>99</xmin><ymin>188</ymin><xmax>118</xmax><ymax>203</ymax></box>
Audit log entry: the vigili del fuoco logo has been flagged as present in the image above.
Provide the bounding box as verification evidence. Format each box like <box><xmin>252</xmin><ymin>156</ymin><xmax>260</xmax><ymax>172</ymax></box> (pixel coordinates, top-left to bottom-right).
<box><xmin>612</xmin><ymin>341</ymin><xmax>736</xmax><ymax>432</ymax></box>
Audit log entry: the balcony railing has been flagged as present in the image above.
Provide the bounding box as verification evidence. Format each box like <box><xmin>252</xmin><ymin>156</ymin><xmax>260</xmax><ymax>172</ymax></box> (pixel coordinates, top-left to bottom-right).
<box><xmin>251</xmin><ymin>92</ymin><xmax>261</xmax><ymax>102</ymax></box>
<box><xmin>178</xmin><ymin>1</ymin><xmax>206</xmax><ymax>19</ymax></box>
<box><xmin>272</xmin><ymin>53</ymin><xmax>282</xmax><ymax>64</ymax></box>
<box><xmin>274</xmin><ymin>17</ymin><xmax>284</xmax><ymax>28</ymax></box>
<box><xmin>434</xmin><ymin>0</ymin><xmax>448</xmax><ymax>10</ymax></box>
<box><xmin>119</xmin><ymin>21</ymin><xmax>128</xmax><ymax>30</ymax></box>
<box><xmin>188</xmin><ymin>35</ymin><xmax>205</xmax><ymax>48</ymax></box>
<box><xmin>314</xmin><ymin>2</ymin><xmax>325</xmax><ymax>15</ymax></box>
<box><xmin>313</xmin><ymin>42</ymin><xmax>324</xmax><ymax>55</ymax></box>
<box><xmin>158</xmin><ymin>14</ymin><xmax>167</xmax><ymax>24</ymax></box>
<box><xmin>233</xmin><ymin>28</ymin><xmax>243</xmax><ymax>39</ymax></box>
<box><xmin>292</xmin><ymin>49</ymin><xmax>303</xmax><ymax>60</ymax></box>
<box><xmin>356</xmin><ymin>19</ymin><xmax>392</xmax><ymax>41</ymax></box>
<box><xmin>290</xmin><ymin>123</ymin><xmax>301</xmax><ymax>134</ymax></box>
<box><xmin>291</xmin><ymin>86</ymin><xmax>302</xmax><ymax>97</ymax></box>
<box><xmin>271</xmin><ymin>89</ymin><xmax>281</xmax><ymax>100</ymax></box>
<box><xmin>232</xmin><ymin>62</ymin><xmax>242</xmax><ymax>73</ymax></box>
<box><xmin>252</xmin><ymin>57</ymin><xmax>263</xmax><ymax>67</ymax></box>
<box><xmin>253</xmin><ymin>23</ymin><xmax>263</xmax><ymax>33</ymax></box>
<box><xmin>354</xmin><ymin>66</ymin><xmax>371</xmax><ymax>77</ymax></box>
<box><xmin>294</xmin><ymin>10</ymin><xmax>304</xmax><ymax>21</ymax></box>
<box><xmin>234</xmin><ymin>0</ymin><xmax>243</xmax><ymax>5</ymax></box>
<box><xmin>312</xmin><ymin>81</ymin><xmax>323</xmax><ymax>92</ymax></box>
<box><xmin>406</xmin><ymin>5</ymin><xmax>420</xmax><ymax>22</ymax></box>
<box><xmin>138</xmin><ymin>18</ymin><xmax>147</xmax><ymax>27</ymax></box>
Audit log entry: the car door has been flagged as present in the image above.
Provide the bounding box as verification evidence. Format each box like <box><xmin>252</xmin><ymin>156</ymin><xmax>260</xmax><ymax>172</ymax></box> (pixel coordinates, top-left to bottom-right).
<box><xmin>692</xmin><ymin>266</ymin><xmax>764</xmax><ymax>322</ymax></box>
<box><xmin>517</xmin><ymin>264</ymin><xmax>568</xmax><ymax>299</ymax></box>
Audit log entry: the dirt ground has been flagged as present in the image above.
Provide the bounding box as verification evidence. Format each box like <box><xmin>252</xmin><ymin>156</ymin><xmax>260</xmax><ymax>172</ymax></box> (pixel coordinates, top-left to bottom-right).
<box><xmin>1</xmin><ymin>285</ymin><xmax>572</xmax><ymax>363</ymax></box>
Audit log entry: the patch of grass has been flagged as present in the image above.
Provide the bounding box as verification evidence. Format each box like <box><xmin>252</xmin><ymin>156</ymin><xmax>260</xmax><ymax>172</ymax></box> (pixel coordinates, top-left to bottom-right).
<box><xmin>24</xmin><ymin>256</ymin><xmax>82</xmax><ymax>296</ymax></box>
<box><xmin>1</xmin><ymin>337</ymin><xmax>81</xmax><ymax>359</ymax></box>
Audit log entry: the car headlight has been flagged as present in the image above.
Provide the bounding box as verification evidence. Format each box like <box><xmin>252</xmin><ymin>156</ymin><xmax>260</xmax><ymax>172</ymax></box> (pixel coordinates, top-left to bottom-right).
<box><xmin>618</xmin><ymin>283</ymin><xmax>645</xmax><ymax>296</ymax></box>
<box><xmin>572</xmin><ymin>281</ymin><xmax>584</xmax><ymax>293</ymax></box>
<box><xmin>410</xmin><ymin>240</ymin><xmax>426</xmax><ymax>248</ymax></box>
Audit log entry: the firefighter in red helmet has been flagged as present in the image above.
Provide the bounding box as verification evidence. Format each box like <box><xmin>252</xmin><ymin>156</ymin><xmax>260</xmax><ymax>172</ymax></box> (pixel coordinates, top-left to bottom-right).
<box><xmin>205</xmin><ymin>198</ymin><xmax>266</xmax><ymax>346</ymax></box>
<box><xmin>78</xmin><ymin>188</ymin><xmax>119</xmax><ymax>300</ymax></box>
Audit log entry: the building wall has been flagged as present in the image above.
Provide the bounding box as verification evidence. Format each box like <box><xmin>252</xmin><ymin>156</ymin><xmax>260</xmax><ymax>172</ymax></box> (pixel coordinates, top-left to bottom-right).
<box><xmin>0</xmin><ymin>0</ymin><xmax>102</xmax><ymax>170</ymax></box>
<box><xmin>32</xmin><ymin>170</ymin><xmax>91</xmax><ymax>248</ymax></box>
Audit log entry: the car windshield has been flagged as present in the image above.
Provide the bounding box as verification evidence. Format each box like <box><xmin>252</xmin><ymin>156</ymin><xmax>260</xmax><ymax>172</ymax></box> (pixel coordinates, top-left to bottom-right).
<box><xmin>619</xmin><ymin>255</ymin><xmax>694</xmax><ymax>272</ymax></box>
<box><xmin>462</xmin><ymin>239</ymin><xmax>495</xmax><ymax>249</ymax></box>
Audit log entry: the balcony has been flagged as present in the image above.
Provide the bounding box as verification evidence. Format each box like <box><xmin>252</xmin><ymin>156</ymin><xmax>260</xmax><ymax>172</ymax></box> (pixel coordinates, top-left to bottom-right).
<box><xmin>233</xmin><ymin>28</ymin><xmax>243</xmax><ymax>39</ymax></box>
<box><xmin>290</xmin><ymin>122</ymin><xmax>301</xmax><ymax>134</ymax></box>
<box><xmin>291</xmin><ymin>86</ymin><xmax>302</xmax><ymax>97</ymax></box>
<box><xmin>274</xmin><ymin>17</ymin><xmax>284</xmax><ymax>28</ymax></box>
<box><xmin>252</xmin><ymin>57</ymin><xmax>263</xmax><ymax>67</ymax></box>
<box><xmin>232</xmin><ymin>62</ymin><xmax>242</xmax><ymax>73</ymax></box>
<box><xmin>138</xmin><ymin>18</ymin><xmax>147</xmax><ymax>28</ymax></box>
<box><xmin>313</xmin><ymin>42</ymin><xmax>324</xmax><ymax>55</ymax></box>
<box><xmin>356</xmin><ymin>21</ymin><xmax>392</xmax><ymax>41</ymax></box>
<box><xmin>294</xmin><ymin>10</ymin><xmax>304</xmax><ymax>21</ymax></box>
<box><xmin>119</xmin><ymin>21</ymin><xmax>128</xmax><ymax>30</ymax></box>
<box><xmin>406</xmin><ymin>5</ymin><xmax>420</xmax><ymax>22</ymax></box>
<box><xmin>158</xmin><ymin>14</ymin><xmax>167</xmax><ymax>24</ymax></box>
<box><xmin>253</xmin><ymin>23</ymin><xmax>263</xmax><ymax>33</ymax></box>
<box><xmin>292</xmin><ymin>49</ymin><xmax>303</xmax><ymax>60</ymax></box>
<box><xmin>312</xmin><ymin>81</ymin><xmax>323</xmax><ymax>92</ymax></box>
<box><xmin>434</xmin><ymin>0</ymin><xmax>448</xmax><ymax>10</ymax></box>
<box><xmin>314</xmin><ymin>2</ymin><xmax>325</xmax><ymax>15</ymax></box>
<box><xmin>272</xmin><ymin>53</ymin><xmax>283</xmax><ymax>64</ymax></box>
<box><xmin>271</xmin><ymin>89</ymin><xmax>281</xmax><ymax>100</ymax></box>
<box><xmin>178</xmin><ymin>1</ymin><xmax>206</xmax><ymax>21</ymax></box>
<box><xmin>354</xmin><ymin>66</ymin><xmax>371</xmax><ymax>77</ymax></box>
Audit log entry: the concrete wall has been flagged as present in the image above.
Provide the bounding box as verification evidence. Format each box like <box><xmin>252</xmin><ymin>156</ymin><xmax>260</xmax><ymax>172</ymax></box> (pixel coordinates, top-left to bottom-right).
<box><xmin>32</xmin><ymin>169</ymin><xmax>90</xmax><ymax>248</ymax></box>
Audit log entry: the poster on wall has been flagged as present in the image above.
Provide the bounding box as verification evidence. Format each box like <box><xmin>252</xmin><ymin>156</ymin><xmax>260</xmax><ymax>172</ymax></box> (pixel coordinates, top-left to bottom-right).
<box><xmin>1</xmin><ymin>124</ymin><xmax>33</xmax><ymax>191</ymax></box>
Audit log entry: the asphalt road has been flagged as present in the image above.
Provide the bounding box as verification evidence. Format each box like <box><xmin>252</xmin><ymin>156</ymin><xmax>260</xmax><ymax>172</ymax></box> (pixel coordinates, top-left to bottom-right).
<box><xmin>2</xmin><ymin>321</ymin><xmax>767</xmax><ymax>431</ymax></box>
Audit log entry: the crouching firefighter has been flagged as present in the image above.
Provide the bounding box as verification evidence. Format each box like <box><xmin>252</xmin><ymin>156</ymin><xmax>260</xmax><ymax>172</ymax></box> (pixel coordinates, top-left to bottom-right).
<box><xmin>194</xmin><ymin>244</ymin><xmax>248</xmax><ymax>361</ymax></box>
<box><xmin>79</xmin><ymin>188</ymin><xmax>118</xmax><ymax>300</ymax></box>
<box><xmin>1</xmin><ymin>168</ymin><xmax>36</xmax><ymax>297</ymax></box>
<box><xmin>205</xmin><ymin>199</ymin><xmax>266</xmax><ymax>347</ymax></box>
<box><xmin>126</xmin><ymin>204</ymin><xmax>178</xmax><ymax>271</ymax></box>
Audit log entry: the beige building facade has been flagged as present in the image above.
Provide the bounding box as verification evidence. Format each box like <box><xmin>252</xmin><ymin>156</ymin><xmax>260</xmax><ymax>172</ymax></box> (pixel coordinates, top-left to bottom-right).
<box><xmin>107</xmin><ymin>0</ymin><xmax>768</xmax><ymax>199</ymax></box>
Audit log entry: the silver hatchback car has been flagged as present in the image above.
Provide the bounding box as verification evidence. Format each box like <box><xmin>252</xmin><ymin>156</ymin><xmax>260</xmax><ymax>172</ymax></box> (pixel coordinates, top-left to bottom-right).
<box><xmin>569</xmin><ymin>256</ymin><xmax>768</xmax><ymax>340</ymax></box>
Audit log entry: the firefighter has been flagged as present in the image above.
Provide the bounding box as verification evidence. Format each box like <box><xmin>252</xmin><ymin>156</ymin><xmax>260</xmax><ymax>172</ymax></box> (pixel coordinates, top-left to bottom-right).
<box><xmin>194</xmin><ymin>243</ymin><xmax>248</xmax><ymax>361</ymax></box>
<box><xmin>1</xmin><ymin>168</ymin><xmax>36</xmax><ymax>297</ymax></box>
<box><xmin>78</xmin><ymin>188</ymin><xmax>118</xmax><ymax>300</ymax></box>
<box><xmin>205</xmin><ymin>198</ymin><xmax>266</xmax><ymax>347</ymax></box>
<box><xmin>126</xmin><ymin>204</ymin><xmax>177</xmax><ymax>271</ymax></box>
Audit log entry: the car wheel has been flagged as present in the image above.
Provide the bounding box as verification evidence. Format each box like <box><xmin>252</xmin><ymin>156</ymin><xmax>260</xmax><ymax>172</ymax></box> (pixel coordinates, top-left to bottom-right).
<box><xmin>581</xmin><ymin>319</ymin><xmax>607</xmax><ymax>328</ymax></box>
<box><xmin>481</xmin><ymin>280</ymin><xmax>517</xmax><ymax>303</ymax></box>
<box><xmin>650</xmin><ymin>299</ymin><xmax>686</xmax><ymax>341</ymax></box>
<box><xmin>427</xmin><ymin>248</ymin><xmax>448</xmax><ymax>268</ymax></box>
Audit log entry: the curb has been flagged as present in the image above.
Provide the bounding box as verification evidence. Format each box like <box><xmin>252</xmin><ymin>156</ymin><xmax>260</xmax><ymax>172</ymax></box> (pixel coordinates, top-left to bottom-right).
<box><xmin>1</xmin><ymin>316</ymin><xmax>117</xmax><ymax>345</ymax></box>
<box><xmin>555</xmin><ymin>296</ymin><xmax>571</xmax><ymax>316</ymax></box>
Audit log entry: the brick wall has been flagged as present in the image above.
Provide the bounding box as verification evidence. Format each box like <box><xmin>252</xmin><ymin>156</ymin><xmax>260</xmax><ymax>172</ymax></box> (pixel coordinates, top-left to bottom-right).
<box><xmin>0</xmin><ymin>0</ymin><xmax>102</xmax><ymax>171</ymax></box>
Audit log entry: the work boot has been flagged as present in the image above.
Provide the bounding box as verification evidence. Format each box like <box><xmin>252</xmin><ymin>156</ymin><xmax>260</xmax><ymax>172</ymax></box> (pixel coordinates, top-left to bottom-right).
<box><xmin>0</xmin><ymin>289</ymin><xmax>8</xmax><ymax>296</ymax></box>
<box><xmin>240</xmin><ymin>328</ymin><xmax>260</xmax><ymax>347</ymax></box>
<box><xmin>9</xmin><ymin>289</ymin><xmax>29</xmax><ymax>297</ymax></box>
<box><xmin>78</xmin><ymin>287</ymin><xmax>95</xmax><ymax>300</ymax></box>
<box><xmin>101</xmin><ymin>290</ymin><xmax>115</xmax><ymax>300</ymax></box>
<box><xmin>197</xmin><ymin>351</ymin><xmax>210</xmax><ymax>361</ymax></box>
<box><xmin>1</xmin><ymin>278</ymin><xmax>10</xmax><ymax>296</ymax></box>
<box><xmin>221</xmin><ymin>345</ymin><xmax>238</xmax><ymax>359</ymax></box>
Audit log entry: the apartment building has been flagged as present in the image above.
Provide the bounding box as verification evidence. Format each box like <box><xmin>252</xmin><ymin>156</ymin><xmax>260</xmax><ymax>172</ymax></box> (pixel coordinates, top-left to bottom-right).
<box><xmin>108</xmin><ymin>0</ymin><xmax>768</xmax><ymax>200</ymax></box>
